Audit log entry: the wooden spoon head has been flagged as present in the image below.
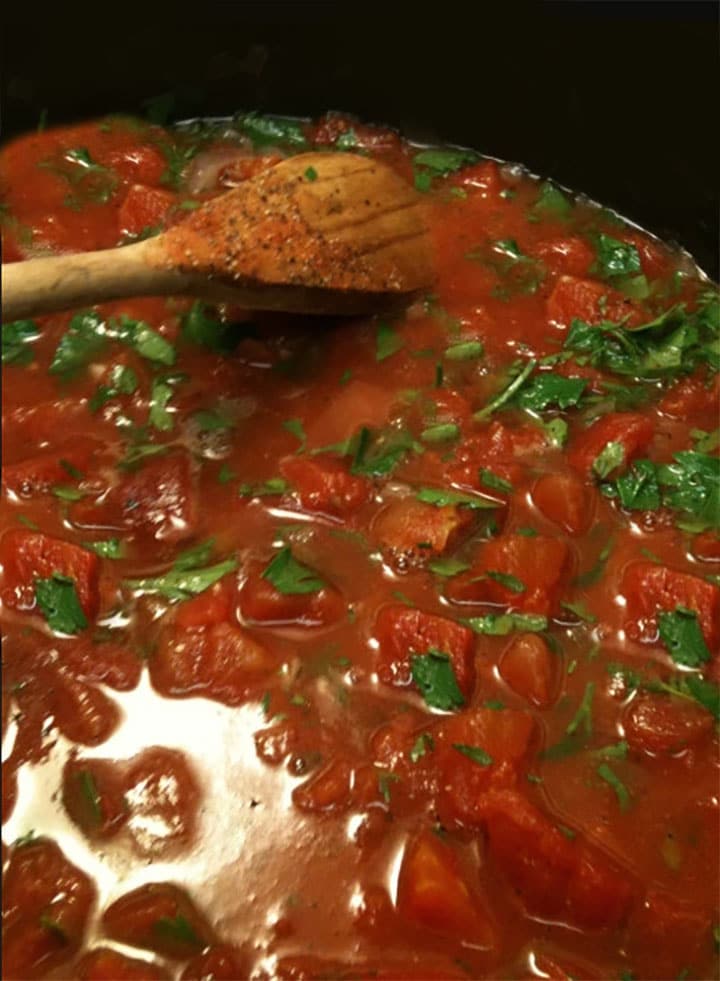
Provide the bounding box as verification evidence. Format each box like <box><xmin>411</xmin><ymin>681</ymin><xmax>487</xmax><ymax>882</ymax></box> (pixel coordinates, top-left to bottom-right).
<box><xmin>149</xmin><ymin>153</ymin><xmax>435</xmax><ymax>312</ymax></box>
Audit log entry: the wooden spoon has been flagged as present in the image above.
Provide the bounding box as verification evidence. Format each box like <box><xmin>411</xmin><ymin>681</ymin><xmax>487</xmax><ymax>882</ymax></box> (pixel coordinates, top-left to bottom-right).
<box><xmin>2</xmin><ymin>152</ymin><xmax>434</xmax><ymax>321</ymax></box>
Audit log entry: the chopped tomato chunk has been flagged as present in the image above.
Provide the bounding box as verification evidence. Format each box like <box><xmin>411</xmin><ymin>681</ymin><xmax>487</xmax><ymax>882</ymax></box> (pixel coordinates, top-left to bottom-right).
<box><xmin>622</xmin><ymin>561</ymin><xmax>720</xmax><ymax>648</ymax></box>
<box><xmin>173</xmin><ymin>577</ymin><xmax>235</xmax><ymax>629</ymax></box>
<box><xmin>2</xmin><ymin>436</ymin><xmax>100</xmax><ymax>498</ymax></box>
<box><xmin>118</xmin><ymin>184</ymin><xmax>175</xmax><ymax>237</ymax></box>
<box><xmin>372</xmin><ymin>498</ymin><xmax>475</xmax><ymax>569</ymax></box>
<box><xmin>481</xmin><ymin>790</ymin><xmax>633</xmax><ymax>929</ymax></box>
<box><xmin>626</xmin><ymin>888</ymin><xmax>713</xmax><ymax>979</ymax></box>
<box><xmin>445</xmin><ymin>534</ymin><xmax>569</xmax><ymax>615</ymax></box>
<box><xmin>568</xmin><ymin>412</ymin><xmax>654</xmax><ymax>477</ymax></box>
<box><xmin>374</xmin><ymin>604</ymin><xmax>476</xmax><ymax>698</ymax></box>
<box><xmin>546</xmin><ymin>275</ymin><xmax>644</xmax><ymax>327</ymax></box>
<box><xmin>499</xmin><ymin>633</ymin><xmax>557</xmax><ymax>707</ymax></box>
<box><xmin>280</xmin><ymin>454</ymin><xmax>371</xmax><ymax>517</ymax></box>
<box><xmin>72</xmin><ymin>451</ymin><xmax>197</xmax><ymax>544</ymax></box>
<box><xmin>532</xmin><ymin>471</ymin><xmax>592</xmax><ymax>534</ymax></box>
<box><xmin>181</xmin><ymin>945</ymin><xmax>248</xmax><ymax>981</ymax></box>
<box><xmin>152</xmin><ymin>622</ymin><xmax>276</xmax><ymax>704</ymax></box>
<box><xmin>397</xmin><ymin>831</ymin><xmax>496</xmax><ymax>946</ymax></box>
<box><xmin>623</xmin><ymin>693</ymin><xmax>715</xmax><ymax>755</ymax></box>
<box><xmin>101</xmin><ymin>883</ymin><xmax>214</xmax><ymax>959</ymax></box>
<box><xmin>3</xmin><ymin>837</ymin><xmax>96</xmax><ymax>979</ymax></box>
<box><xmin>62</xmin><ymin>757</ymin><xmax>128</xmax><ymax>839</ymax></box>
<box><xmin>0</xmin><ymin>529</ymin><xmax>100</xmax><ymax>620</ymax></box>
<box><xmin>433</xmin><ymin>708</ymin><xmax>535</xmax><ymax>826</ymax></box>
<box><xmin>660</xmin><ymin>373</ymin><xmax>720</xmax><ymax>419</ymax></box>
<box><xmin>532</xmin><ymin>236</ymin><xmax>594</xmax><ymax>277</ymax></box>
<box><xmin>238</xmin><ymin>561</ymin><xmax>345</xmax><ymax>627</ymax></box>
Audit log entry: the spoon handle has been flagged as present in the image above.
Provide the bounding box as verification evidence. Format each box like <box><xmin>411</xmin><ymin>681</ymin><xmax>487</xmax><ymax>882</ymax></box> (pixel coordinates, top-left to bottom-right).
<box><xmin>1</xmin><ymin>241</ymin><xmax>188</xmax><ymax>321</ymax></box>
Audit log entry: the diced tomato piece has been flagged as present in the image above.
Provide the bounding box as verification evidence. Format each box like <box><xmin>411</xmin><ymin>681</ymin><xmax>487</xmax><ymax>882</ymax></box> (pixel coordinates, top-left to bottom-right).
<box><xmin>568</xmin><ymin>413</ymin><xmax>654</xmax><ymax>477</ymax></box>
<box><xmin>2</xmin><ymin>436</ymin><xmax>100</xmax><ymax>499</ymax></box>
<box><xmin>547</xmin><ymin>275</ymin><xmax>644</xmax><ymax>327</ymax></box>
<box><xmin>660</xmin><ymin>373</ymin><xmax>720</xmax><ymax>419</ymax></box>
<box><xmin>102</xmin><ymin>144</ymin><xmax>168</xmax><ymax>186</ymax></box>
<box><xmin>62</xmin><ymin>757</ymin><xmax>128</xmax><ymax>839</ymax></box>
<box><xmin>532</xmin><ymin>236</ymin><xmax>594</xmax><ymax>277</ymax></box>
<box><xmin>275</xmin><ymin>956</ymin><xmax>466</xmax><ymax>981</ymax></box>
<box><xmin>238</xmin><ymin>561</ymin><xmax>345</xmax><ymax>627</ymax></box>
<box><xmin>692</xmin><ymin>530</ymin><xmax>720</xmax><ymax>563</ymax></box>
<box><xmin>481</xmin><ymin>790</ymin><xmax>632</xmax><ymax>929</ymax></box>
<box><xmin>619</xmin><ymin>231</ymin><xmax>674</xmax><ymax>280</ymax></box>
<box><xmin>0</xmin><ymin>529</ymin><xmax>100</xmax><ymax>620</ymax></box>
<box><xmin>532</xmin><ymin>471</ymin><xmax>592</xmax><ymax>535</ymax></box>
<box><xmin>72</xmin><ymin>452</ymin><xmax>197</xmax><ymax>544</ymax></box>
<box><xmin>181</xmin><ymin>945</ymin><xmax>248</xmax><ymax>981</ymax></box>
<box><xmin>374</xmin><ymin>604</ymin><xmax>476</xmax><ymax>699</ymax></box>
<box><xmin>623</xmin><ymin>693</ymin><xmax>714</xmax><ymax>755</ymax></box>
<box><xmin>448</xmin><ymin>420</ymin><xmax>546</xmax><ymax>492</ymax></box>
<box><xmin>3</xmin><ymin>837</ymin><xmax>96</xmax><ymax>979</ymax></box>
<box><xmin>626</xmin><ymin>888</ymin><xmax>712</xmax><ymax>979</ymax></box>
<box><xmin>102</xmin><ymin>883</ymin><xmax>214</xmax><ymax>959</ymax></box>
<box><xmin>50</xmin><ymin>672</ymin><xmax>120</xmax><ymax>745</ymax></box>
<box><xmin>622</xmin><ymin>561</ymin><xmax>720</xmax><ymax>648</ymax></box>
<box><xmin>77</xmin><ymin>947</ymin><xmax>170</xmax><ymax>980</ymax></box>
<box><xmin>174</xmin><ymin>577</ymin><xmax>235</xmax><ymax>629</ymax></box>
<box><xmin>280</xmin><ymin>454</ymin><xmax>371</xmax><ymax>517</ymax></box>
<box><xmin>254</xmin><ymin>719</ymin><xmax>298</xmax><ymax>766</ymax></box>
<box><xmin>57</xmin><ymin>636</ymin><xmax>142</xmax><ymax>691</ymax></box>
<box><xmin>292</xmin><ymin>758</ymin><xmax>355</xmax><ymax>813</ymax></box>
<box><xmin>451</xmin><ymin>159</ymin><xmax>502</xmax><ymax>194</ymax></box>
<box><xmin>433</xmin><ymin>709</ymin><xmax>535</xmax><ymax>827</ymax></box>
<box><xmin>372</xmin><ymin>498</ymin><xmax>475</xmax><ymax>569</ymax></box>
<box><xmin>397</xmin><ymin>831</ymin><xmax>496</xmax><ymax>946</ymax></box>
<box><xmin>118</xmin><ymin>184</ymin><xmax>175</xmax><ymax>237</ymax></box>
<box><xmin>311</xmin><ymin>114</ymin><xmax>401</xmax><ymax>153</ymax></box>
<box><xmin>445</xmin><ymin>534</ymin><xmax>569</xmax><ymax>615</ymax></box>
<box><xmin>122</xmin><ymin>747</ymin><xmax>199</xmax><ymax>855</ymax></box>
<box><xmin>152</xmin><ymin>622</ymin><xmax>276</xmax><ymax>705</ymax></box>
<box><xmin>499</xmin><ymin>633</ymin><xmax>557</xmax><ymax>707</ymax></box>
<box><xmin>306</xmin><ymin>381</ymin><xmax>396</xmax><ymax>447</ymax></box>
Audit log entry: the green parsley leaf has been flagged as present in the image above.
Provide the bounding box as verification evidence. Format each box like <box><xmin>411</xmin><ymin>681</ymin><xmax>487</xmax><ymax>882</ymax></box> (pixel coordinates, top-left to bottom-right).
<box><xmin>218</xmin><ymin>463</ymin><xmax>237</xmax><ymax>484</ymax></box>
<box><xmin>153</xmin><ymin>914</ymin><xmax>204</xmax><ymax>949</ymax></box>
<box><xmin>409</xmin><ymin>732</ymin><xmax>434</xmax><ymax>763</ymax></box>
<box><xmin>413</xmin><ymin>148</ymin><xmax>478</xmax><ymax>176</ymax></box>
<box><xmin>148</xmin><ymin>380</ymin><xmax>174</xmax><ymax>431</ymax></box>
<box><xmin>566</xmin><ymin>682</ymin><xmax>595</xmax><ymax>736</ymax></box>
<box><xmin>115</xmin><ymin>315</ymin><xmax>175</xmax><ymax>365</ymax></box>
<box><xmin>2</xmin><ymin>319</ymin><xmax>40</xmax><ymax>365</ymax></box>
<box><xmin>411</xmin><ymin>650</ymin><xmax>465</xmax><ymax>711</ymax></box>
<box><xmin>416</xmin><ymin>487</ymin><xmax>496</xmax><ymax>510</ymax></box>
<box><xmin>377</xmin><ymin>770</ymin><xmax>400</xmax><ymax>804</ymax></box>
<box><xmin>421</xmin><ymin>422</ymin><xmax>459</xmax><ymax>444</ymax></box>
<box><xmin>89</xmin><ymin>364</ymin><xmax>138</xmax><ymax>412</ymax></box>
<box><xmin>658</xmin><ymin>451</ymin><xmax>719</xmax><ymax>531</ymax></box>
<box><xmin>238</xmin><ymin>477</ymin><xmax>288</xmax><ymax>497</ymax></box>
<box><xmin>78</xmin><ymin>770</ymin><xmax>102</xmax><ymax>824</ymax></box>
<box><xmin>486</xmin><ymin>570</ymin><xmax>526</xmax><ymax>593</ymax></box>
<box><xmin>474</xmin><ymin>358</ymin><xmax>537</xmax><ymax>420</ymax></box>
<box><xmin>597</xmin><ymin>763</ymin><xmax>632</xmax><ymax>811</ymax></box>
<box><xmin>180</xmin><ymin>301</ymin><xmax>236</xmax><ymax>352</ymax></box>
<box><xmin>479</xmin><ymin>468</ymin><xmax>513</xmax><ymax>494</ymax></box>
<box><xmin>304</xmin><ymin>165</ymin><xmax>318</xmax><ymax>181</ymax></box>
<box><xmin>235</xmin><ymin>112</ymin><xmax>308</xmax><ymax>149</ymax></box>
<box><xmin>516</xmin><ymin>373</ymin><xmax>587</xmax><ymax>411</ymax></box>
<box><xmin>192</xmin><ymin>408</ymin><xmax>234</xmax><ymax>432</ymax></box>
<box><xmin>124</xmin><ymin>558</ymin><xmax>237</xmax><ymax>602</ymax></box>
<box><xmin>81</xmin><ymin>538</ymin><xmax>124</xmax><ymax>559</ymax></box>
<box><xmin>51</xmin><ymin>485</ymin><xmax>84</xmax><ymax>501</ymax></box>
<box><xmin>453</xmin><ymin>744</ymin><xmax>493</xmax><ymax>766</ymax></box>
<box><xmin>49</xmin><ymin>311</ymin><xmax>106</xmax><ymax>376</ymax></box>
<box><xmin>34</xmin><ymin>574</ymin><xmax>88</xmax><ymax>634</ymax></box>
<box><xmin>614</xmin><ymin>459</ymin><xmax>661</xmax><ymax>510</ymax></box>
<box><xmin>262</xmin><ymin>547</ymin><xmax>325</xmax><ymax>595</ymax></box>
<box><xmin>561</xmin><ymin>600</ymin><xmax>597</xmax><ymax>623</ymax></box>
<box><xmin>657</xmin><ymin>607</ymin><xmax>711</xmax><ymax>668</ymax></box>
<box><xmin>530</xmin><ymin>182</ymin><xmax>572</xmax><ymax>218</ymax></box>
<box><xmin>428</xmin><ymin>556</ymin><xmax>471</xmax><ymax>577</ymax></box>
<box><xmin>283</xmin><ymin>418</ymin><xmax>307</xmax><ymax>450</ymax></box>
<box><xmin>592</xmin><ymin>441</ymin><xmax>625</xmax><ymax>479</ymax></box>
<box><xmin>349</xmin><ymin>426</ymin><xmax>417</xmax><ymax>477</ymax></box>
<box><xmin>173</xmin><ymin>538</ymin><xmax>215</xmax><ymax>572</ymax></box>
<box><xmin>376</xmin><ymin>321</ymin><xmax>404</xmax><ymax>361</ymax></box>
<box><xmin>464</xmin><ymin>612</ymin><xmax>547</xmax><ymax>635</ymax></box>
<box><xmin>445</xmin><ymin>340</ymin><xmax>484</xmax><ymax>361</ymax></box>
<box><xmin>593</xmin><ymin>741</ymin><xmax>629</xmax><ymax>760</ymax></box>
<box><xmin>594</xmin><ymin>233</ymin><xmax>642</xmax><ymax>279</ymax></box>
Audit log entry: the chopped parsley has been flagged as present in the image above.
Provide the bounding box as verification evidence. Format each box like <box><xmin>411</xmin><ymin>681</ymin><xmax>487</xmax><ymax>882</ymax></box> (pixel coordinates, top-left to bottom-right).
<box><xmin>2</xmin><ymin>319</ymin><xmax>40</xmax><ymax>365</ymax></box>
<box><xmin>474</xmin><ymin>358</ymin><xmax>537</xmax><ymax>420</ymax></box>
<box><xmin>81</xmin><ymin>538</ymin><xmax>125</xmax><ymax>559</ymax></box>
<box><xmin>262</xmin><ymin>547</ymin><xmax>326</xmax><ymax>595</ymax></box>
<box><xmin>516</xmin><ymin>373</ymin><xmax>587</xmax><ymax>411</ymax></box>
<box><xmin>445</xmin><ymin>340</ymin><xmax>484</xmax><ymax>361</ymax></box>
<box><xmin>592</xmin><ymin>441</ymin><xmax>625</xmax><ymax>479</ymax></box>
<box><xmin>594</xmin><ymin>233</ymin><xmax>641</xmax><ymax>279</ymax></box>
<box><xmin>453</xmin><ymin>744</ymin><xmax>493</xmax><ymax>766</ymax></box>
<box><xmin>597</xmin><ymin>763</ymin><xmax>632</xmax><ymax>811</ymax></box>
<box><xmin>89</xmin><ymin>364</ymin><xmax>139</xmax><ymax>413</ymax></box>
<box><xmin>148</xmin><ymin>380</ymin><xmax>174</xmax><ymax>432</ymax></box>
<box><xmin>479</xmin><ymin>468</ymin><xmax>513</xmax><ymax>494</ymax></box>
<box><xmin>409</xmin><ymin>732</ymin><xmax>434</xmax><ymax>763</ymax></box>
<box><xmin>181</xmin><ymin>301</ymin><xmax>236</xmax><ymax>352</ymax></box>
<box><xmin>34</xmin><ymin>574</ymin><xmax>88</xmax><ymax>634</ymax></box>
<box><xmin>464</xmin><ymin>612</ymin><xmax>548</xmax><ymax>635</ymax></box>
<box><xmin>566</xmin><ymin>682</ymin><xmax>595</xmax><ymax>737</ymax></box>
<box><xmin>486</xmin><ymin>570</ymin><xmax>526</xmax><ymax>593</ymax></box>
<box><xmin>153</xmin><ymin>914</ymin><xmax>204</xmax><ymax>949</ymax></box>
<box><xmin>428</xmin><ymin>556</ymin><xmax>471</xmax><ymax>577</ymax></box>
<box><xmin>657</xmin><ymin>607</ymin><xmax>711</xmax><ymax>668</ymax></box>
<box><xmin>420</xmin><ymin>422</ymin><xmax>459</xmax><ymax>443</ymax></box>
<box><xmin>376</xmin><ymin>321</ymin><xmax>404</xmax><ymax>361</ymax></box>
<box><xmin>416</xmin><ymin>487</ymin><xmax>496</xmax><ymax>509</ymax></box>
<box><xmin>410</xmin><ymin>650</ymin><xmax>465</xmax><ymax>711</ymax></box>
<box><xmin>124</xmin><ymin>557</ymin><xmax>237</xmax><ymax>602</ymax></box>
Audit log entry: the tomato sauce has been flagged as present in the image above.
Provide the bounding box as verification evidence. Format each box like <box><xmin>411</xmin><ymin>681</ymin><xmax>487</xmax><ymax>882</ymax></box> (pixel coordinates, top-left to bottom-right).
<box><xmin>1</xmin><ymin>112</ymin><xmax>719</xmax><ymax>980</ymax></box>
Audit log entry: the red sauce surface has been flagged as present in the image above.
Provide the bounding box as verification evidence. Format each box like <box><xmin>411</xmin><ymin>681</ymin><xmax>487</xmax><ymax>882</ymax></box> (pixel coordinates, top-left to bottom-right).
<box><xmin>2</xmin><ymin>113</ymin><xmax>719</xmax><ymax>980</ymax></box>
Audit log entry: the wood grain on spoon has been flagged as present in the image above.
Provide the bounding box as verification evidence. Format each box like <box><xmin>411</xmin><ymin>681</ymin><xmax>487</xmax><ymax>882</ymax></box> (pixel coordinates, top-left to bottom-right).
<box><xmin>1</xmin><ymin>152</ymin><xmax>435</xmax><ymax>321</ymax></box>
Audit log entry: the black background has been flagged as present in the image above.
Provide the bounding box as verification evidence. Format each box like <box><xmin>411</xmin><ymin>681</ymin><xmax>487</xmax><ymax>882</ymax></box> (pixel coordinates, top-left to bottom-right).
<box><xmin>2</xmin><ymin>1</ymin><xmax>718</xmax><ymax>274</ymax></box>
